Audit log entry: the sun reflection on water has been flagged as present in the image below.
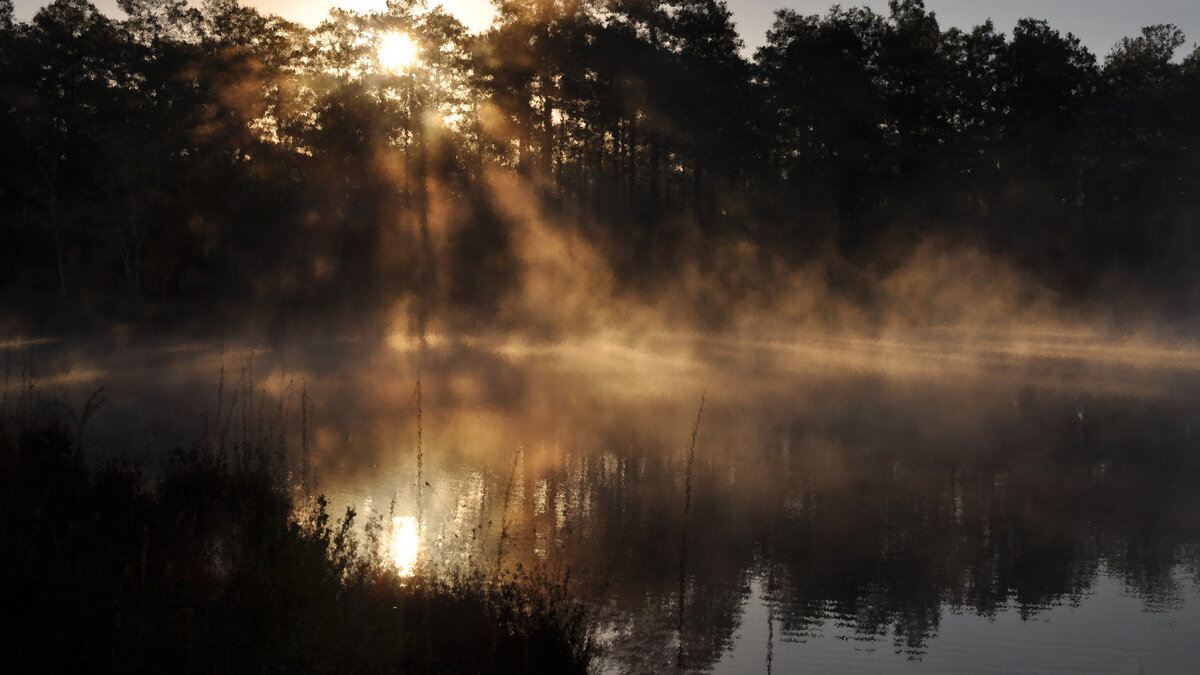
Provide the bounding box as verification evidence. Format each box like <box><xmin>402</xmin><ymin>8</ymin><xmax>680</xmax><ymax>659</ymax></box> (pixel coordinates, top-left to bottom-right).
<box><xmin>389</xmin><ymin>515</ymin><xmax>420</xmax><ymax>576</ymax></box>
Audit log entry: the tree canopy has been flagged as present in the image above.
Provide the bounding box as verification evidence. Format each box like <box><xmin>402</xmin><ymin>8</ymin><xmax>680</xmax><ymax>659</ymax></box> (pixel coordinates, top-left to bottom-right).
<box><xmin>2</xmin><ymin>0</ymin><xmax>1198</xmax><ymax>332</ymax></box>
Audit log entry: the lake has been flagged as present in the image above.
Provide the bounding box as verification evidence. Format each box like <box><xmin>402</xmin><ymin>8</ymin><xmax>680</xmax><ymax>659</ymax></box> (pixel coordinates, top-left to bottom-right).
<box><xmin>7</xmin><ymin>327</ymin><xmax>1200</xmax><ymax>672</ymax></box>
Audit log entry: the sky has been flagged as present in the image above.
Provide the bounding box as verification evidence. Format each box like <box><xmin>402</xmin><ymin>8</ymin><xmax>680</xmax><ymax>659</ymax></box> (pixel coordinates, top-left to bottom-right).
<box><xmin>9</xmin><ymin>0</ymin><xmax>1200</xmax><ymax>58</ymax></box>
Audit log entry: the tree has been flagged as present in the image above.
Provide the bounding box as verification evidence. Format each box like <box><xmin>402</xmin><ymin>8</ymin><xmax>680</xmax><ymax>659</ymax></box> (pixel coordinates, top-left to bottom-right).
<box><xmin>118</xmin><ymin>0</ymin><xmax>199</xmax><ymax>44</ymax></box>
<box><xmin>1002</xmin><ymin>18</ymin><xmax>1097</xmax><ymax>135</ymax></box>
<box><xmin>755</xmin><ymin>7</ymin><xmax>887</xmax><ymax>229</ymax></box>
<box><xmin>939</xmin><ymin>21</ymin><xmax>1008</xmax><ymax>219</ymax></box>
<box><xmin>474</xmin><ymin>0</ymin><xmax>599</xmax><ymax>180</ymax></box>
<box><xmin>1105</xmin><ymin>23</ymin><xmax>1186</xmax><ymax>89</ymax></box>
<box><xmin>22</xmin><ymin>0</ymin><xmax>126</xmax><ymax>301</ymax></box>
<box><xmin>877</xmin><ymin>0</ymin><xmax>954</xmax><ymax>180</ymax></box>
<box><xmin>1086</xmin><ymin>25</ymin><xmax>1193</xmax><ymax>271</ymax></box>
<box><xmin>663</xmin><ymin>0</ymin><xmax>750</xmax><ymax>229</ymax></box>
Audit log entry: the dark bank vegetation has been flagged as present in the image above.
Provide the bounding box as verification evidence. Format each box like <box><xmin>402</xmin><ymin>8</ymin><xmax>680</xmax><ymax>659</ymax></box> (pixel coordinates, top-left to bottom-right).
<box><xmin>1</xmin><ymin>0</ymin><xmax>1199</xmax><ymax>335</ymax></box>
<box><xmin>0</xmin><ymin>397</ymin><xmax>592</xmax><ymax>673</ymax></box>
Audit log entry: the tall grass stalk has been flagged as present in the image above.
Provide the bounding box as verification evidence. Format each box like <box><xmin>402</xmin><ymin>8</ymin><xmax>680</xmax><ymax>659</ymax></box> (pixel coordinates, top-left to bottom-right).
<box><xmin>413</xmin><ymin>370</ymin><xmax>433</xmax><ymax>668</ymax></box>
<box><xmin>53</xmin><ymin>387</ymin><xmax>107</xmax><ymax>451</ymax></box>
<box><xmin>219</xmin><ymin>370</ymin><xmax>238</xmax><ymax>462</ymax></box>
<box><xmin>213</xmin><ymin>341</ymin><xmax>226</xmax><ymax>453</ymax></box>
<box><xmin>300</xmin><ymin>378</ymin><xmax>311</xmax><ymax>496</ymax></box>
<box><xmin>496</xmin><ymin>445</ymin><xmax>523</xmax><ymax>576</ymax></box>
<box><xmin>274</xmin><ymin>374</ymin><xmax>293</xmax><ymax>472</ymax></box>
<box><xmin>3</xmin><ymin>346</ymin><xmax>11</xmax><ymax>415</ymax></box>
<box><xmin>21</xmin><ymin>356</ymin><xmax>33</xmax><ymax>423</ymax></box>
<box><xmin>677</xmin><ymin>389</ymin><xmax>706</xmax><ymax>673</ymax></box>
<box><xmin>239</xmin><ymin>364</ymin><xmax>249</xmax><ymax>464</ymax></box>
<box><xmin>415</xmin><ymin>371</ymin><xmax>424</xmax><ymax>538</ymax></box>
<box><xmin>766</xmin><ymin>538</ymin><xmax>775</xmax><ymax>675</ymax></box>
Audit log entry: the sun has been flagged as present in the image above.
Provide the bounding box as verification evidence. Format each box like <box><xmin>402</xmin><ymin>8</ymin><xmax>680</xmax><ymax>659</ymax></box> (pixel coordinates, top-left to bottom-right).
<box><xmin>378</xmin><ymin>32</ymin><xmax>420</xmax><ymax>72</ymax></box>
<box><xmin>388</xmin><ymin>515</ymin><xmax>420</xmax><ymax>576</ymax></box>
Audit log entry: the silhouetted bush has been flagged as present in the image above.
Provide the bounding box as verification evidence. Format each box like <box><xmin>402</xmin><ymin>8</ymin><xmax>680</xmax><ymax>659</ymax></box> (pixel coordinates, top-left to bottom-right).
<box><xmin>0</xmin><ymin>414</ymin><xmax>591</xmax><ymax>673</ymax></box>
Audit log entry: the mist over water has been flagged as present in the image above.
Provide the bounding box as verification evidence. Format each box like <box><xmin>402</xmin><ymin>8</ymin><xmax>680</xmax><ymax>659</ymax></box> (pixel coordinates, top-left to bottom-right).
<box><xmin>9</xmin><ymin>295</ymin><xmax>1200</xmax><ymax>671</ymax></box>
<box><xmin>7</xmin><ymin>154</ymin><xmax>1200</xmax><ymax>672</ymax></box>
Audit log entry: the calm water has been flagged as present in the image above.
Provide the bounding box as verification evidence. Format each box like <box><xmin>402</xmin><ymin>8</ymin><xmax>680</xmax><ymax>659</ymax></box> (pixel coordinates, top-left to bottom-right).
<box><xmin>7</xmin><ymin>329</ymin><xmax>1200</xmax><ymax>672</ymax></box>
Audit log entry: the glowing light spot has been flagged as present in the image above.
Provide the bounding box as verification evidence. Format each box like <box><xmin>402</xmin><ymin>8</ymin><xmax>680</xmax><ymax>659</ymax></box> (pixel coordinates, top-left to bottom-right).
<box><xmin>388</xmin><ymin>515</ymin><xmax>420</xmax><ymax>576</ymax></box>
<box><xmin>378</xmin><ymin>32</ymin><xmax>420</xmax><ymax>72</ymax></box>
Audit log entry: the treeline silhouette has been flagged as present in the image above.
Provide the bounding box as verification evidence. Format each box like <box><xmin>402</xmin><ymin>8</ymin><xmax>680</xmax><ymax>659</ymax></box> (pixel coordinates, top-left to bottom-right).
<box><xmin>2</xmin><ymin>0</ymin><xmax>1199</xmax><ymax>332</ymax></box>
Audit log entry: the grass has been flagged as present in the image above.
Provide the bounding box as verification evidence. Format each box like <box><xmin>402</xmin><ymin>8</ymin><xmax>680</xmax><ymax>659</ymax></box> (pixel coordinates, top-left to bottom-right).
<box><xmin>677</xmin><ymin>390</ymin><xmax>706</xmax><ymax>673</ymax></box>
<box><xmin>0</xmin><ymin>395</ymin><xmax>592</xmax><ymax>673</ymax></box>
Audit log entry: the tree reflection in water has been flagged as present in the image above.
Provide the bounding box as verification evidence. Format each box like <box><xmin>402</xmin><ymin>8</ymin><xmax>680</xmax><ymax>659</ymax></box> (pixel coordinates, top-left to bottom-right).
<box><xmin>11</xmin><ymin>335</ymin><xmax>1200</xmax><ymax>672</ymax></box>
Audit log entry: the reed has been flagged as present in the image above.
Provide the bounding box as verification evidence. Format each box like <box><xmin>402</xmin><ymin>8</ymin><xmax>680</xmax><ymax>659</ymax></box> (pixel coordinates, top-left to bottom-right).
<box><xmin>496</xmin><ymin>445</ymin><xmax>523</xmax><ymax>576</ymax></box>
<box><xmin>300</xmin><ymin>378</ymin><xmax>311</xmax><ymax>496</ymax></box>
<box><xmin>677</xmin><ymin>389</ymin><xmax>706</xmax><ymax>673</ymax></box>
<box><xmin>414</xmin><ymin>371</ymin><xmax>424</xmax><ymax>535</ymax></box>
<box><xmin>766</xmin><ymin>540</ymin><xmax>775</xmax><ymax>675</ymax></box>
<box><xmin>0</xmin><ymin>401</ymin><xmax>591</xmax><ymax>673</ymax></box>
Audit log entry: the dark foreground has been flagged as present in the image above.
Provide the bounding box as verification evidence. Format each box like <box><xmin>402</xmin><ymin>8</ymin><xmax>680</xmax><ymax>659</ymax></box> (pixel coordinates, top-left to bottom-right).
<box><xmin>0</xmin><ymin>411</ymin><xmax>591</xmax><ymax>674</ymax></box>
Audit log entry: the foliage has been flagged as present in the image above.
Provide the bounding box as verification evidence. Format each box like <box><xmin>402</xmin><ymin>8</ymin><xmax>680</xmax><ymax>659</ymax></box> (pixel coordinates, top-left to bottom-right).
<box><xmin>1</xmin><ymin>0</ymin><xmax>1199</xmax><ymax>331</ymax></box>
<box><xmin>0</xmin><ymin>411</ymin><xmax>591</xmax><ymax>673</ymax></box>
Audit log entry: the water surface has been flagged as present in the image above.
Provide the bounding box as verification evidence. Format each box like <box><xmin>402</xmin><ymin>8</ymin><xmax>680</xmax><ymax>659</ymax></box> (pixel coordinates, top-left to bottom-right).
<box><xmin>7</xmin><ymin>328</ymin><xmax>1200</xmax><ymax>672</ymax></box>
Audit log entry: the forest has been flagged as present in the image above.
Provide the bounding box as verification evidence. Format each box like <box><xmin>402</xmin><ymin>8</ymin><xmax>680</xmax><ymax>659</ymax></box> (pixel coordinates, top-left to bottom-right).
<box><xmin>1</xmin><ymin>0</ymin><xmax>1199</xmax><ymax>336</ymax></box>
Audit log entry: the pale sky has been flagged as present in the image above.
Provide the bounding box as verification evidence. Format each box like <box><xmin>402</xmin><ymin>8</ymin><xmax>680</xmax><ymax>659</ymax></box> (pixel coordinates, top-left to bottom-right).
<box><xmin>11</xmin><ymin>0</ymin><xmax>1200</xmax><ymax>58</ymax></box>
